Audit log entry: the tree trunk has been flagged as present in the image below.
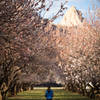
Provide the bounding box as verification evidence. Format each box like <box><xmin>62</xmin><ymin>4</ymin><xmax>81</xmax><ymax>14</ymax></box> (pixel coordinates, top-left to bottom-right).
<box><xmin>14</xmin><ymin>85</ymin><xmax>17</xmax><ymax>96</ymax></box>
<box><xmin>1</xmin><ymin>92</ymin><xmax>7</xmax><ymax>100</ymax></box>
<box><xmin>0</xmin><ymin>91</ymin><xmax>2</xmax><ymax>100</ymax></box>
<box><xmin>2</xmin><ymin>94</ymin><xmax>6</xmax><ymax>100</ymax></box>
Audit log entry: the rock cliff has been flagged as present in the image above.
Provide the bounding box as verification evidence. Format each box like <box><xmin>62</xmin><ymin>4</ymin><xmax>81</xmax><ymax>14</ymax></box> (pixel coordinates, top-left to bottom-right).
<box><xmin>60</xmin><ymin>6</ymin><xmax>84</xmax><ymax>27</ymax></box>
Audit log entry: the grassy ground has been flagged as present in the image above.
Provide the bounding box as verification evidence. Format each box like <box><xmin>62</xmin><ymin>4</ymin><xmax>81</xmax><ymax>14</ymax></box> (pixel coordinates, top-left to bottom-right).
<box><xmin>8</xmin><ymin>87</ymin><xmax>92</xmax><ymax>100</ymax></box>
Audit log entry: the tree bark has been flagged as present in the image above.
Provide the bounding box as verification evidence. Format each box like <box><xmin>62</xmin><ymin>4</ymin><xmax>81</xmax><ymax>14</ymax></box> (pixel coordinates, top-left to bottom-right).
<box><xmin>0</xmin><ymin>91</ymin><xmax>2</xmax><ymax>100</ymax></box>
<box><xmin>1</xmin><ymin>92</ymin><xmax>7</xmax><ymax>100</ymax></box>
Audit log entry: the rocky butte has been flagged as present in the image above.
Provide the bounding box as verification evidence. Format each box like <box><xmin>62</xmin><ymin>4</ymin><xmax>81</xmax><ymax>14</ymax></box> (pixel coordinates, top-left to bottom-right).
<box><xmin>60</xmin><ymin>6</ymin><xmax>84</xmax><ymax>27</ymax></box>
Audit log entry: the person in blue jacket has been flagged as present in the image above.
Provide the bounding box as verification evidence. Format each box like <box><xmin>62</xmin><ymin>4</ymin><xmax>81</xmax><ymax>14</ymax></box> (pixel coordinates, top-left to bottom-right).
<box><xmin>45</xmin><ymin>86</ymin><xmax>53</xmax><ymax>100</ymax></box>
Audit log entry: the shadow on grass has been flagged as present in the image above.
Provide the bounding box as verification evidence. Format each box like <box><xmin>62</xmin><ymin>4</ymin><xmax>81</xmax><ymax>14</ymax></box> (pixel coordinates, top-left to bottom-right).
<box><xmin>8</xmin><ymin>95</ymin><xmax>91</xmax><ymax>100</ymax></box>
<box><xmin>8</xmin><ymin>89</ymin><xmax>92</xmax><ymax>100</ymax></box>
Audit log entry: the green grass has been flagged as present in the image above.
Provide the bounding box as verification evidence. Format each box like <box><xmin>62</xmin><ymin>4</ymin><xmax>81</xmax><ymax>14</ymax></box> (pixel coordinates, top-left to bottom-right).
<box><xmin>8</xmin><ymin>87</ymin><xmax>92</xmax><ymax>100</ymax></box>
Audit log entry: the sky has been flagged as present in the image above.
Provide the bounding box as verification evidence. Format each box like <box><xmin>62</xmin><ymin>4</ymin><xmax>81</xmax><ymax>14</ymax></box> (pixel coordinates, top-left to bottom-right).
<box><xmin>67</xmin><ymin>0</ymin><xmax>100</xmax><ymax>16</ymax></box>
<box><xmin>42</xmin><ymin>0</ymin><xmax>100</xmax><ymax>24</ymax></box>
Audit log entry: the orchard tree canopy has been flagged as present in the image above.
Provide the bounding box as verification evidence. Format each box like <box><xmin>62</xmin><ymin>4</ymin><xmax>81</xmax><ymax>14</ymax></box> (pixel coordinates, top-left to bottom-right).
<box><xmin>0</xmin><ymin>0</ymin><xmax>68</xmax><ymax>100</ymax></box>
<box><xmin>0</xmin><ymin>0</ymin><xmax>100</xmax><ymax>100</ymax></box>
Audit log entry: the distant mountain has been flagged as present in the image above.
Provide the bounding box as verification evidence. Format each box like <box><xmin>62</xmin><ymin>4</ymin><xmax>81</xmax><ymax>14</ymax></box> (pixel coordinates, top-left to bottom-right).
<box><xmin>60</xmin><ymin>6</ymin><xmax>84</xmax><ymax>27</ymax></box>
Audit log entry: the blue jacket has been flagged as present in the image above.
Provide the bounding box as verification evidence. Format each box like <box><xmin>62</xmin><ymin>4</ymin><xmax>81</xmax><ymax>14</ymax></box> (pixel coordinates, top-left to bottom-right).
<box><xmin>45</xmin><ymin>90</ymin><xmax>53</xmax><ymax>99</ymax></box>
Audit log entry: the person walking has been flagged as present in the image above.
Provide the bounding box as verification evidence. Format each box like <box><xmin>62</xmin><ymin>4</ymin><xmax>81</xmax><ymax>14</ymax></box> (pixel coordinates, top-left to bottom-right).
<box><xmin>45</xmin><ymin>86</ymin><xmax>53</xmax><ymax>100</ymax></box>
